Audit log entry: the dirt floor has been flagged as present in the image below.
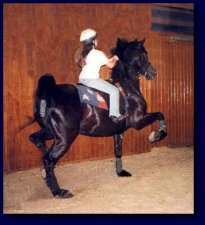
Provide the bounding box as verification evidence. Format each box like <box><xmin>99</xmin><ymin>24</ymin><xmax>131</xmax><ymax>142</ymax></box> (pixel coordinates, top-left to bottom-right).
<box><xmin>3</xmin><ymin>146</ymin><xmax>193</xmax><ymax>214</ymax></box>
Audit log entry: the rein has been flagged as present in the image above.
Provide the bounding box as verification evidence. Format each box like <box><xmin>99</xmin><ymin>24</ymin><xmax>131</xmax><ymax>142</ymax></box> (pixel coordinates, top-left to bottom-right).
<box><xmin>120</xmin><ymin>60</ymin><xmax>152</xmax><ymax>80</ymax></box>
<box><xmin>119</xmin><ymin>61</ymin><xmax>141</xmax><ymax>80</ymax></box>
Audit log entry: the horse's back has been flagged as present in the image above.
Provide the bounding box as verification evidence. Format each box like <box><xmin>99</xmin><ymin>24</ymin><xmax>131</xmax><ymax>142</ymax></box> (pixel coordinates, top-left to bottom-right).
<box><xmin>54</xmin><ymin>84</ymin><xmax>81</xmax><ymax>106</ymax></box>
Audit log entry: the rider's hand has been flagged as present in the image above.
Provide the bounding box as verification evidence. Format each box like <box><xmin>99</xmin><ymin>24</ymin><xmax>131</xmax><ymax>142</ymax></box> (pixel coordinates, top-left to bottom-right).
<box><xmin>114</xmin><ymin>55</ymin><xmax>119</xmax><ymax>61</ymax></box>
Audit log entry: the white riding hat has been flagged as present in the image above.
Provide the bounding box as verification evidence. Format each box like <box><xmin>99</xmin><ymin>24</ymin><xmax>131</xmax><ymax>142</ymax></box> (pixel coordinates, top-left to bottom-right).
<box><xmin>80</xmin><ymin>28</ymin><xmax>97</xmax><ymax>45</ymax></box>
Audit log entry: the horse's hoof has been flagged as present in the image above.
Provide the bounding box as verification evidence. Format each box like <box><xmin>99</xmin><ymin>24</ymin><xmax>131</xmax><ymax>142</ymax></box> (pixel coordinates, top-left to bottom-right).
<box><xmin>159</xmin><ymin>130</ymin><xmax>167</xmax><ymax>140</ymax></box>
<box><xmin>118</xmin><ymin>170</ymin><xmax>132</xmax><ymax>177</ymax></box>
<box><xmin>148</xmin><ymin>130</ymin><xmax>167</xmax><ymax>143</ymax></box>
<box><xmin>54</xmin><ymin>189</ymin><xmax>73</xmax><ymax>199</ymax></box>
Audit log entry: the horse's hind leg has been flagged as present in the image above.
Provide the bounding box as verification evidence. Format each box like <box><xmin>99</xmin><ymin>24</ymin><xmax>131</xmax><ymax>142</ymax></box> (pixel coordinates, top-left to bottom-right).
<box><xmin>43</xmin><ymin>110</ymin><xmax>79</xmax><ymax>198</ymax></box>
<box><xmin>29</xmin><ymin>129</ymin><xmax>53</xmax><ymax>154</ymax></box>
<box><xmin>114</xmin><ymin>134</ymin><xmax>132</xmax><ymax>177</ymax></box>
<box><xmin>43</xmin><ymin>128</ymin><xmax>78</xmax><ymax>198</ymax></box>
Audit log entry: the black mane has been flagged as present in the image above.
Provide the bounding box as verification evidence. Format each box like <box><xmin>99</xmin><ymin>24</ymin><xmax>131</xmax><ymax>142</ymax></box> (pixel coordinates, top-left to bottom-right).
<box><xmin>110</xmin><ymin>38</ymin><xmax>129</xmax><ymax>59</ymax></box>
<box><xmin>110</xmin><ymin>38</ymin><xmax>147</xmax><ymax>82</ymax></box>
<box><xmin>110</xmin><ymin>38</ymin><xmax>146</xmax><ymax>59</ymax></box>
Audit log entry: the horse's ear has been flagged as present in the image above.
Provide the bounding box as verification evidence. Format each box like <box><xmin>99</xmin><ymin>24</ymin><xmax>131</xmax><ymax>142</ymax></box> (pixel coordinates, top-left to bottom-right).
<box><xmin>116</xmin><ymin>38</ymin><xmax>123</xmax><ymax>47</ymax></box>
<box><xmin>139</xmin><ymin>38</ymin><xmax>146</xmax><ymax>47</ymax></box>
<box><xmin>142</xmin><ymin>38</ymin><xmax>146</xmax><ymax>44</ymax></box>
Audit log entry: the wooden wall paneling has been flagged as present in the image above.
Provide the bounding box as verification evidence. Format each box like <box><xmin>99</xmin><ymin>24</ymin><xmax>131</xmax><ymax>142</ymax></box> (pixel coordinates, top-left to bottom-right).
<box><xmin>168</xmin><ymin>37</ymin><xmax>176</xmax><ymax>147</ymax></box>
<box><xmin>148</xmin><ymin>33</ymin><xmax>194</xmax><ymax>148</ymax></box>
<box><xmin>185</xmin><ymin>42</ymin><xmax>194</xmax><ymax>146</ymax></box>
<box><xmin>180</xmin><ymin>43</ymin><xmax>186</xmax><ymax>146</ymax></box>
<box><xmin>186</xmin><ymin>42</ymin><xmax>192</xmax><ymax>146</ymax></box>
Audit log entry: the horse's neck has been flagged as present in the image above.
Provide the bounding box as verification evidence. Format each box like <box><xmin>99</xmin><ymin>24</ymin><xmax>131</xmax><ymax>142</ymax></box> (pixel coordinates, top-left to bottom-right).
<box><xmin>129</xmin><ymin>78</ymin><xmax>140</xmax><ymax>91</ymax></box>
<box><xmin>118</xmin><ymin>78</ymin><xmax>140</xmax><ymax>97</ymax></box>
<box><xmin>112</xmin><ymin>63</ymin><xmax>141</xmax><ymax>96</ymax></box>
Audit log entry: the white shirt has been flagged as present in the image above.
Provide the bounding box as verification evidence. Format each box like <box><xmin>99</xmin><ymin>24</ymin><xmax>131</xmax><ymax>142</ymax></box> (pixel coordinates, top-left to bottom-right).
<box><xmin>79</xmin><ymin>49</ymin><xmax>109</xmax><ymax>79</ymax></box>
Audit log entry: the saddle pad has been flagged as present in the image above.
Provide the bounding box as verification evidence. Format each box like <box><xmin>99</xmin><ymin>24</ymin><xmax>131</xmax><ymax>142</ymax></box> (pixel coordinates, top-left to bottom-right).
<box><xmin>74</xmin><ymin>84</ymin><xmax>108</xmax><ymax>110</ymax></box>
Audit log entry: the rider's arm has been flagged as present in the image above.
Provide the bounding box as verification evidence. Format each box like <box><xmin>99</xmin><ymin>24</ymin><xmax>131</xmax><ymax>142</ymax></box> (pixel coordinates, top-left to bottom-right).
<box><xmin>106</xmin><ymin>55</ymin><xmax>119</xmax><ymax>68</ymax></box>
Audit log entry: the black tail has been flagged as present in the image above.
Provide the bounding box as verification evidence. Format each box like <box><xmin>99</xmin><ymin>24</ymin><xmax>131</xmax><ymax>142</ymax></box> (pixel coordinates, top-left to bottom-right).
<box><xmin>15</xmin><ymin>116</ymin><xmax>36</xmax><ymax>134</ymax></box>
<box><xmin>37</xmin><ymin>74</ymin><xmax>56</xmax><ymax>98</ymax></box>
<box><xmin>34</xmin><ymin>74</ymin><xmax>56</xmax><ymax>117</ymax></box>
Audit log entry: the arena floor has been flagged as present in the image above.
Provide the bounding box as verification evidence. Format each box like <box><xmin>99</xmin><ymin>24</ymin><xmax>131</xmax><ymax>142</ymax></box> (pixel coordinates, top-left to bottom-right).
<box><xmin>4</xmin><ymin>146</ymin><xmax>193</xmax><ymax>214</ymax></box>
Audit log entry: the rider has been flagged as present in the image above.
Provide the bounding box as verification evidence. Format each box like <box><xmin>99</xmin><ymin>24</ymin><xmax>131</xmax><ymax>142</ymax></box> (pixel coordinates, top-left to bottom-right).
<box><xmin>75</xmin><ymin>28</ymin><xmax>125</xmax><ymax>121</ymax></box>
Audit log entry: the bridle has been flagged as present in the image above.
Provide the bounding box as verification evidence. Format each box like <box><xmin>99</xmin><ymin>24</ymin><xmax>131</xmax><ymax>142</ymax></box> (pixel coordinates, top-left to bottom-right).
<box><xmin>121</xmin><ymin>60</ymin><xmax>152</xmax><ymax>80</ymax></box>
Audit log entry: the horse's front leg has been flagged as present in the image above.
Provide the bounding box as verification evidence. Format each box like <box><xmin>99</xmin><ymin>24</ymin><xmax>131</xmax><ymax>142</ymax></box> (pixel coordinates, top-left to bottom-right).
<box><xmin>113</xmin><ymin>134</ymin><xmax>132</xmax><ymax>177</ymax></box>
<box><xmin>134</xmin><ymin>112</ymin><xmax>167</xmax><ymax>143</ymax></box>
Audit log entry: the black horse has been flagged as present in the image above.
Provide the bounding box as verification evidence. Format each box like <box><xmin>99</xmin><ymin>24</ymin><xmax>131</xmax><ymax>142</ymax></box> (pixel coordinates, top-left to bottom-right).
<box><xmin>29</xmin><ymin>38</ymin><xmax>167</xmax><ymax>198</ymax></box>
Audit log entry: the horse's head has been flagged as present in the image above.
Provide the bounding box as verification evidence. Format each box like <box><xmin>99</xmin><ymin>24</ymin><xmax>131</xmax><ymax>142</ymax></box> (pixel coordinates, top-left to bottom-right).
<box><xmin>111</xmin><ymin>38</ymin><xmax>156</xmax><ymax>81</ymax></box>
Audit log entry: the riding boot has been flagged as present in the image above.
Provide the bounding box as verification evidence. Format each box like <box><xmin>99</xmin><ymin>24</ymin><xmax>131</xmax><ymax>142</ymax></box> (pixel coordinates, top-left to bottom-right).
<box><xmin>110</xmin><ymin>114</ymin><xmax>126</xmax><ymax>123</ymax></box>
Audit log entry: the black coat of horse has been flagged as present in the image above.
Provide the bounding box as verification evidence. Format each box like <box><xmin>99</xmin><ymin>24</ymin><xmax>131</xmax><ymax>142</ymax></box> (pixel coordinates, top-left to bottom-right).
<box><xmin>29</xmin><ymin>38</ymin><xmax>167</xmax><ymax>198</ymax></box>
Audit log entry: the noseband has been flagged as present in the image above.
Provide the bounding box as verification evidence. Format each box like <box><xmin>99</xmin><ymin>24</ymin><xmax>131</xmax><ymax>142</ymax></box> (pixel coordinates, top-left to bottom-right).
<box><xmin>121</xmin><ymin>60</ymin><xmax>151</xmax><ymax>80</ymax></box>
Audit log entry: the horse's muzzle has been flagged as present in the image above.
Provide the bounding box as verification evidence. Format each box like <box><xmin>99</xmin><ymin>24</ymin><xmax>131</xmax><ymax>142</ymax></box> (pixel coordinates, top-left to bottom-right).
<box><xmin>145</xmin><ymin>65</ymin><xmax>157</xmax><ymax>80</ymax></box>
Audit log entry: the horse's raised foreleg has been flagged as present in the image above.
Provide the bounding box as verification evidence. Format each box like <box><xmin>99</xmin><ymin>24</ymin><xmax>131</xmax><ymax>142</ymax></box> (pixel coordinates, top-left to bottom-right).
<box><xmin>114</xmin><ymin>134</ymin><xmax>132</xmax><ymax>177</ymax></box>
<box><xmin>29</xmin><ymin>128</ymin><xmax>53</xmax><ymax>154</ymax></box>
<box><xmin>134</xmin><ymin>112</ymin><xmax>167</xmax><ymax>143</ymax></box>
